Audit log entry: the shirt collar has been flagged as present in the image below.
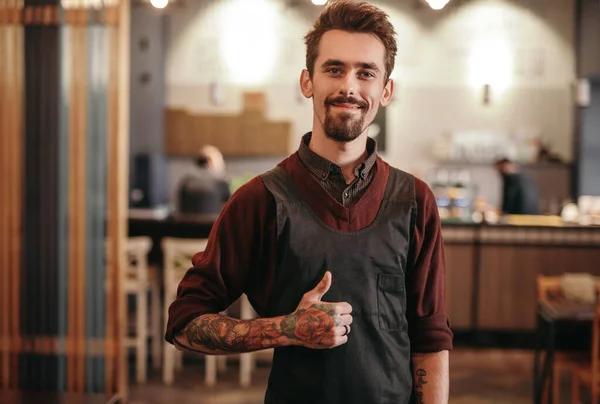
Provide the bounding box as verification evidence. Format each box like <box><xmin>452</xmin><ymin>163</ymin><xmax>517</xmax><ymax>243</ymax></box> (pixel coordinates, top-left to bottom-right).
<box><xmin>297</xmin><ymin>132</ymin><xmax>378</xmax><ymax>181</ymax></box>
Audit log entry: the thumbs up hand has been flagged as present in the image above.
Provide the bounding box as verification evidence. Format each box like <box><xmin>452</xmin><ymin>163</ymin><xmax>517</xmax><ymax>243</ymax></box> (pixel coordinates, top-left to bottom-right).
<box><xmin>281</xmin><ymin>271</ymin><xmax>353</xmax><ymax>349</ymax></box>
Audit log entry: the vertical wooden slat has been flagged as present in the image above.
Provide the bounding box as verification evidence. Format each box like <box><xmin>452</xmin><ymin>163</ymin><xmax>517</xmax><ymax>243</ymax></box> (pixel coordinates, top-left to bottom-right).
<box><xmin>66</xmin><ymin>22</ymin><xmax>74</xmax><ymax>393</ymax></box>
<box><xmin>86</xmin><ymin>20</ymin><xmax>109</xmax><ymax>393</ymax></box>
<box><xmin>75</xmin><ymin>18</ymin><xmax>82</xmax><ymax>393</ymax></box>
<box><xmin>67</xmin><ymin>17</ymin><xmax>88</xmax><ymax>392</ymax></box>
<box><xmin>21</xmin><ymin>20</ymin><xmax>61</xmax><ymax>390</ymax></box>
<box><xmin>0</xmin><ymin>0</ymin><xmax>24</xmax><ymax>389</ymax></box>
<box><xmin>6</xmin><ymin>20</ymin><xmax>15</xmax><ymax>390</ymax></box>
<box><xmin>92</xmin><ymin>22</ymin><xmax>108</xmax><ymax>393</ymax></box>
<box><xmin>116</xmin><ymin>0</ymin><xmax>129</xmax><ymax>394</ymax></box>
<box><xmin>11</xmin><ymin>11</ymin><xmax>24</xmax><ymax>391</ymax></box>
<box><xmin>21</xmin><ymin>22</ymin><xmax>36</xmax><ymax>391</ymax></box>
<box><xmin>67</xmin><ymin>15</ymin><xmax>88</xmax><ymax>393</ymax></box>
<box><xmin>46</xmin><ymin>24</ymin><xmax>61</xmax><ymax>391</ymax></box>
<box><xmin>39</xmin><ymin>25</ymin><xmax>48</xmax><ymax>390</ymax></box>
<box><xmin>70</xmin><ymin>22</ymin><xmax>78</xmax><ymax>392</ymax></box>
<box><xmin>79</xmin><ymin>20</ymin><xmax>88</xmax><ymax>394</ymax></box>
<box><xmin>0</xmin><ymin>14</ymin><xmax>10</xmax><ymax>390</ymax></box>
<box><xmin>85</xmin><ymin>19</ymin><xmax>94</xmax><ymax>393</ymax></box>
<box><xmin>105</xmin><ymin>16</ymin><xmax>118</xmax><ymax>394</ymax></box>
<box><xmin>57</xmin><ymin>17</ymin><xmax>70</xmax><ymax>392</ymax></box>
<box><xmin>104</xmin><ymin>0</ymin><xmax>128</xmax><ymax>396</ymax></box>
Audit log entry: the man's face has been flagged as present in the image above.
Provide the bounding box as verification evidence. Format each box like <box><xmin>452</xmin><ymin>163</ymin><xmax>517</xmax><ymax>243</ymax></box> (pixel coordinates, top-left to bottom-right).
<box><xmin>300</xmin><ymin>30</ymin><xmax>394</xmax><ymax>143</ymax></box>
<box><xmin>495</xmin><ymin>162</ymin><xmax>510</xmax><ymax>175</ymax></box>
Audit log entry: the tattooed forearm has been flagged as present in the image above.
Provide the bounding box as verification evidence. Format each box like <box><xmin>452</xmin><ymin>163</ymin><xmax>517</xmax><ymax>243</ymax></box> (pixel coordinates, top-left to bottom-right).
<box><xmin>174</xmin><ymin>303</ymin><xmax>346</xmax><ymax>354</ymax></box>
<box><xmin>414</xmin><ymin>368</ymin><xmax>427</xmax><ymax>404</ymax></box>
<box><xmin>176</xmin><ymin>314</ymin><xmax>288</xmax><ymax>354</ymax></box>
<box><xmin>411</xmin><ymin>351</ymin><xmax>449</xmax><ymax>404</ymax></box>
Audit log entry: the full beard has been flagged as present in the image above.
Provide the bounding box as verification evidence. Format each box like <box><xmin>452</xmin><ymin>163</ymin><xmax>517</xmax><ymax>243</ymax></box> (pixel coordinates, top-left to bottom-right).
<box><xmin>322</xmin><ymin>96</ymin><xmax>368</xmax><ymax>143</ymax></box>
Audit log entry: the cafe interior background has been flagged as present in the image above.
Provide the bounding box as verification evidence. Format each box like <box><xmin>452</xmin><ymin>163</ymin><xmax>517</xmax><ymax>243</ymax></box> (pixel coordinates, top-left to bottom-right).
<box><xmin>1</xmin><ymin>0</ymin><xmax>600</xmax><ymax>402</ymax></box>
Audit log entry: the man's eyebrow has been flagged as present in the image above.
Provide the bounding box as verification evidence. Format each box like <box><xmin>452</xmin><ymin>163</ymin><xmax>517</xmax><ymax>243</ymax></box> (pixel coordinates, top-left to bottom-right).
<box><xmin>320</xmin><ymin>59</ymin><xmax>381</xmax><ymax>72</ymax></box>
<box><xmin>359</xmin><ymin>62</ymin><xmax>380</xmax><ymax>72</ymax></box>
<box><xmin>321</xmin><ymin>59</ymin><xmax>345</xmax><ymax>68</ymax></box>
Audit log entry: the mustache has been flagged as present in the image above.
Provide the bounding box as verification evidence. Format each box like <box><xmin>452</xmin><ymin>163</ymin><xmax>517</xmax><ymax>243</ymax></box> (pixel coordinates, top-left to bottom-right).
<box><xmin>325</xmin><ymin>96</ymin><xmax>367</xmax><ymax>108</ymax></box>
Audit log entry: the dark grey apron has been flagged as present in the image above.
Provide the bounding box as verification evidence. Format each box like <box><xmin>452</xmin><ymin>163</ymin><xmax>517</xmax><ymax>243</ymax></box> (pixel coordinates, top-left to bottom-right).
<box><xmin>259</xmin><ymin>165</ymin><xmax>416</xmax><ymax>404</ymax></box>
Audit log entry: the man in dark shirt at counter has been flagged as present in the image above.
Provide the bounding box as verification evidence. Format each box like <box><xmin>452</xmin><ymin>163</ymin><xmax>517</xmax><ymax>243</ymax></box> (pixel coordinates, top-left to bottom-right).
<box><xmin>165</xmin><ymin>2</ymin><xmax>452</xmax><ymax>403</ymax></box>
<box><xmin>177</xmin><ymin>145</ymin><xmax>231</xmax><ymax>216</ymax></box>
<box><xmin>495</xmin><ymin>158</ymin><xmax>540</xmax><ymax>215</ymax></box>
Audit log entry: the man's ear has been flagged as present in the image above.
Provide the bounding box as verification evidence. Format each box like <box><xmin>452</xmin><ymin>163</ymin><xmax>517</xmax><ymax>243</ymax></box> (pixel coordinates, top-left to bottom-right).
<box><xmin>300</xmin><ymin>69</ymin><xmax>313</xmax><ymax>98</ymax></box>
<box><xmin>380</xmin><ymin>78</ymin><xmax>394</xmax><ymax>107</ymax></box>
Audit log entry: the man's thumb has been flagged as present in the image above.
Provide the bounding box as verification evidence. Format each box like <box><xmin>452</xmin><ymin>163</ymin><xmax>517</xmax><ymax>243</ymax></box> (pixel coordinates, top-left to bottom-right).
<box><xmin>308</xmin><ymin>271</ymin><xmax>332</xmax><ymax>301</ymax></box>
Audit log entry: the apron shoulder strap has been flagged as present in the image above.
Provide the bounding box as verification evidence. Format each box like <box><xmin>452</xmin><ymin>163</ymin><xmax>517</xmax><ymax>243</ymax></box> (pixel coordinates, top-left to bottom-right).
<box><xmin>384</xmin><ymin>166</ymin><xmax>416</xmax><ymax>203</ymax></box>
<box><xmin>259</xmin><ymin>166</ymin><xmax>303</xmax><ymax>205</ymax></box>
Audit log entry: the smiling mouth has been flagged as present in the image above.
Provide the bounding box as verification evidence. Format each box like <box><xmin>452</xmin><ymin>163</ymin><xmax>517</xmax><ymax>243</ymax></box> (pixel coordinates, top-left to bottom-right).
<box><xmin>330</xmin><ymin>103</ymin><xmax>362</xmax><ymax>110</ymax></box>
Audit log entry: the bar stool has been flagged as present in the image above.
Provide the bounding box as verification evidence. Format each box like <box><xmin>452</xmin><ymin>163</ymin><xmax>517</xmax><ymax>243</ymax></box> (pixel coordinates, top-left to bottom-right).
<box><xmin>125</xmin><ymin>236</ymin><xmax>162</xmax><ymax>384</ymax></box>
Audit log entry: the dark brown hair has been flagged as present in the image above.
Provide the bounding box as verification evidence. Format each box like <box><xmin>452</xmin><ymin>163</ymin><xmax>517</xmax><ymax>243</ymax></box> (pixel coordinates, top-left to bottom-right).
<box><xmin>304</xmin><ymin>1</ymin><xmax>397</xmax><ymax>82</ymax></box>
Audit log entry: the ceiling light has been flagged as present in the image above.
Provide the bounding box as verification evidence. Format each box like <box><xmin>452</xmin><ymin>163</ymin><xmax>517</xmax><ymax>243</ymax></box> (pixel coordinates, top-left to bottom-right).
<box><xmin>150</xmin><ymin>0</ymin><xmax>168</xmax><ymax>8</ymax></box>
<box><xmin>311</xmin><ymin>0</ymin><xmax>327</xmax><ymax>5</ymax></box>
<box><xmin>425</xmin><ymin>0</ymin><xmax>450</xmax><ymax>10</ymax></box>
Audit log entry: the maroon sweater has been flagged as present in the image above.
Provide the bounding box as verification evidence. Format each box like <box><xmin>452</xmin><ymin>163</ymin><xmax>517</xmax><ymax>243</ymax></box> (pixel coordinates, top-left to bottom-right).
<box><xmin>165</xmin><ymin>153</ymin><xmax>453</xmax><ymax>353</ymax></box>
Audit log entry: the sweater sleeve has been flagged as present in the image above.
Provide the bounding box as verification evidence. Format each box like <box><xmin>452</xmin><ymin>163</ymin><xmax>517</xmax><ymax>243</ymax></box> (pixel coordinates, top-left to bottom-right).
<box><xmin>164</xmin><ymin>176</ymin><xmax>278</xmax><ymax>344</ymax></box>
<box><xmin>406</xmin><ymin>178</ymin><xmax>453</xmax><ymax>353</ymax></box>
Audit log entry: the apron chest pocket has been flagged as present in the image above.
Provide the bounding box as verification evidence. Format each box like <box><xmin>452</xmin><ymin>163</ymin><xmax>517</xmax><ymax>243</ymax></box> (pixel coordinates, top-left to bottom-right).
<box><xmin>377</xmin><ymin>273</ymin><xmax>406</xmax><ymax>330</ymax></box>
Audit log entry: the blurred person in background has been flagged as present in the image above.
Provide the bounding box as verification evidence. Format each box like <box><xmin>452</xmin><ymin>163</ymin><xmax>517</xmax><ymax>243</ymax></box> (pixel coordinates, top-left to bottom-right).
<box><xmin>177</xmin><ymin>145</ymin><xmax>231</xmax><ymax>216</ymax></box>
<box><xmin>495</xmin><ymin>158</ymin><xmax>540</xmax><ymax>215</ymax></box>
<box><xmin>166</xmin><ymin>2</ymin><xmax>451</xmax><ymax>404</ymax></box>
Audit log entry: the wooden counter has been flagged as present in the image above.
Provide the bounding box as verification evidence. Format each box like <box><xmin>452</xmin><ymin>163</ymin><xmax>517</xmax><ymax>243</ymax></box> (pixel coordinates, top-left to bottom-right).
<box><xmin>443</xmin><ymin>223</ymin><xmax>600</xmax><ymax>332</ymax></box>
<box><xmin>129</xmin><ymin>215</ymin><xmax>600</xmax><ymax>336</ymax></box>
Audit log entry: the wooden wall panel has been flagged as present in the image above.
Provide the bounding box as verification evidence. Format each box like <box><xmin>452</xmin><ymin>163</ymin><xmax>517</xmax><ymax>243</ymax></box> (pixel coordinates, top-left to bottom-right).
<box><xmin>0</xmin><ymin>0</ymin><xmax>128</xmax><ymax>396</ymax></box>
<box><xmin>444</xmin><ymin>245</ymin><xmax>475</xmax><ymax>329</ymax></box>
<box><xmin>164</xmin><ymin>93</ymin><xmax>292</xmax><ymax>157</ymax></box>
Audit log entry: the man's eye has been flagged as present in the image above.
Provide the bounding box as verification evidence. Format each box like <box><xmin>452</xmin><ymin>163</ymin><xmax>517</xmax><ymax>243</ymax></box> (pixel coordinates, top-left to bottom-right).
<box><xmin>360</xmin><ymin>71</ymin><xmax>375</xmax><ymax>78</ymax></box>
<box><xmin>328</xmin><ymin>68</ymin><xmax>342</xmax><ymax>74</ymax></box>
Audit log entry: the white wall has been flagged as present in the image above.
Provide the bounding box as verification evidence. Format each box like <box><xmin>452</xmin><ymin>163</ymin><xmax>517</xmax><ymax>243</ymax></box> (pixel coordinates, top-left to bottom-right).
<box><xmin>163</xmin><ymin>0</ymin><xmax>575</xmax><ymax>202</ymax></box>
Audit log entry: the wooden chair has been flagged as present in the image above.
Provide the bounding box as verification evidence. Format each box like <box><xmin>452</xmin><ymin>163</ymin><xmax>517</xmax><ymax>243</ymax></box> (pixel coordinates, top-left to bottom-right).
<box><xmin>571</xmin><ymin>297</ymin><xmax>600</xmax><ymax>403</ymax></box>
<box><xmin>162</xmin><ymin>237</ymin><xmax>257</xmax><ymax>387</ymax></box>
<box><xmin>124</xmin><ymin>237</ymin><xmax>162</xmax><ymax>384</ymax></box>
<box><xmin>537</xmin><ymin>275</ymin><xmax>590</xmax><ymax>403</ymax></box>
<box><xmin>162</xmin><ymin>237</ymin><xmax>210</xmax><ymax>385</ymax></box>
<box><xmin>162</xmin><ymin>237</ymin><xmax>262</xmax><ymax>387</ymax></box>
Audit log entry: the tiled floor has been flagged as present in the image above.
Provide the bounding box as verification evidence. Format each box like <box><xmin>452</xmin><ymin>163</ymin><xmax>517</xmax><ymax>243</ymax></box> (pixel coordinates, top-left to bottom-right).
<box><xmin>127</xmin><ymin>348</ymin><xmax>566</xmax><ymax>404</ymax></box>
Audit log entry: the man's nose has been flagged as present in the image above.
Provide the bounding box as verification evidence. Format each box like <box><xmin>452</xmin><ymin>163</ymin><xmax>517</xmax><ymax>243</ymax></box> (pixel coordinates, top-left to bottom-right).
<box><xmin>337</xmin><ymin>72</ymin><xmax>357</xmax><ymax>96</ymax></box>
